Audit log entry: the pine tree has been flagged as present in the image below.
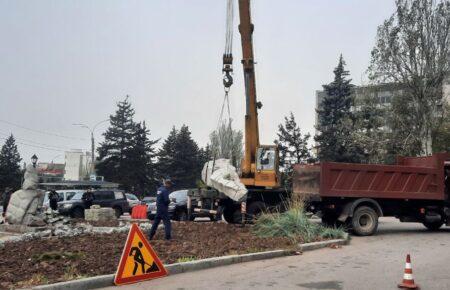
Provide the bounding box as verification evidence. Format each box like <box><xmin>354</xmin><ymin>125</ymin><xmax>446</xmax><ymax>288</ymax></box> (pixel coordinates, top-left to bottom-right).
<box><xmin>198</xmin><ymin>144</ymin><xmax>212</xmax><ymax>167</ymax></box>
<box><xmin>274</xmin><ymin>112</ymin><xmax>311</xmax><ymax>188</ymax></box>
<box><xmin>352</xmin><ymin>87</ymin><xmax>388</xmax><ymax>164</ymax></box>
<box><xmin>156</xmin><ymin>127</ymin><xmax>178</xmax><ymax>182</ymax></box>
<box><xmin>128</xmin><ymin>122</ymin><xmax>158</xmax><ymax>197</ymax></box>
<box><xmin>315</xmin><ymin>55</ymin><xmax>363</xmax><ymax>163</ymax></box>
<box><xmin>157</xmin><ymin>125</ymin><xmax>202</xmax><ymax>189</ymax></box>
<box><xmin>0</xmin><ymin>134</ymin><xmax>22</xmax><ymax>191</ymax></box>
<box><xmin>96</xmin><ymin>96</ymin><xmax>157</xmax><ymax>193</ymax></box>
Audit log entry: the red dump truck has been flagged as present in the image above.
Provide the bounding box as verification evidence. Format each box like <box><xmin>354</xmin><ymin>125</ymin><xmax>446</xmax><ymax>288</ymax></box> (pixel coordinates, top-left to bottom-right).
<box><xmin>293</xmin><ymin>153</ymin><xmax>450</xmax><ymax>236</ymax></box>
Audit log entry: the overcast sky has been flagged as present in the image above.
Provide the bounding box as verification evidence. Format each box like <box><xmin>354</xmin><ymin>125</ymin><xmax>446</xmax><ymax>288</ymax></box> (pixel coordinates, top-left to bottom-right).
<box><xmin>0</xmin><ymin>0</ymin><xmax>396</xmax><ymax>164</ymax></box>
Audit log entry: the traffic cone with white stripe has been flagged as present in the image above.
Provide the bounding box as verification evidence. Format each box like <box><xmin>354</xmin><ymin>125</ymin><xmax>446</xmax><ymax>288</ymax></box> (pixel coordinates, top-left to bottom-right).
<box><xmin>398</xmin><ymin>254</ymin><xmax>419</xmax><ymax>289</ymax></box>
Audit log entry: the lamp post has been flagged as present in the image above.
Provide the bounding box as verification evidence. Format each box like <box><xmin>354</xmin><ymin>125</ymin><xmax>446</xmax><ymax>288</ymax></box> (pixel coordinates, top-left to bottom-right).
<box><xmin>73</xmin><ymin>119</ymin><xmax>109</xmax><ymax>176</ymax></box>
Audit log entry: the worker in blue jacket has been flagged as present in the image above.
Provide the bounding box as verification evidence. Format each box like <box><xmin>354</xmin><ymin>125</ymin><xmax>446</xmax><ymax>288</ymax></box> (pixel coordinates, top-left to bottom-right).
<box><xmin>148</xmin><ymin>179</ymin><xmax>173</xmax><ymax>240</ymax></box>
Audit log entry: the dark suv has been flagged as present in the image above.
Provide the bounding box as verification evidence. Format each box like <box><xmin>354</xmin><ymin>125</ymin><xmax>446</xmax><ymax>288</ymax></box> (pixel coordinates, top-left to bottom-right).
<box><xmin>57</xmin><ymin>190</ymin><xmax>130</xmax><ymax>218</ymax></box>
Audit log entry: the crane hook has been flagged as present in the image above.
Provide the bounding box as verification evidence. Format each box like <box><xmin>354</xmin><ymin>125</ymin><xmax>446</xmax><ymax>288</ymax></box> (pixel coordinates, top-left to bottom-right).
<box><xmin>223</xmin><ymin>69</ymin><xmax>233</xmax><ymax>89</ymax></box>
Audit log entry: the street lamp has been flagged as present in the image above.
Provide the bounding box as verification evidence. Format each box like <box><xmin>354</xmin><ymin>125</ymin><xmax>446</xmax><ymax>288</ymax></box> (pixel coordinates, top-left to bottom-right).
<box><xmin>73</xmin><ymin>119</ymin><xmax>109</xmax><ymax>175</ymax></box>
<box><xmin>31</xmin><ymin>154</ymin><xmax>38</xmax><ymax>168</ymax></box>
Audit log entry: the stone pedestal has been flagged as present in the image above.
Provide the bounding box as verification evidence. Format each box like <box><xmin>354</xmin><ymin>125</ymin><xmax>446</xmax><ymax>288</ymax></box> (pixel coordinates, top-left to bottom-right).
<box><xmin>85</xmin><ymin>206</ymin><xmax>116</xmax><ymax>222</ymax></box>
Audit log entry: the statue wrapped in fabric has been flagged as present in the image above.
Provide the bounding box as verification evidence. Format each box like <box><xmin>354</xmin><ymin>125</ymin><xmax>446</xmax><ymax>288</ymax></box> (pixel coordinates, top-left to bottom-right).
<box><xmin>5</xmin><ymin>155</ymin><xmax>46</xmax><ymax>226</ymax></box>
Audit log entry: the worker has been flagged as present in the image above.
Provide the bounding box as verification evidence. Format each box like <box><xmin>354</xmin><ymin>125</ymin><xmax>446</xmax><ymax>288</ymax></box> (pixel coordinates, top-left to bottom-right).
<box><xmin>48</xmin><ymin>190</ymin><xmax>60</xmax><ymax>216</ymax></box>
<box><xmin>2</xmin><ymin>187</ymin><xmax>13</xmax><ymax>218</ymax></box>
<box><xmin>82</xmin><ymin>188</ymin><xmax>94</xmax><ymax>209</ymax></box>
<box><xmin>148</xmin><ymin>179</ymin><xmax>173</xmax><ymax>240</ymax></box>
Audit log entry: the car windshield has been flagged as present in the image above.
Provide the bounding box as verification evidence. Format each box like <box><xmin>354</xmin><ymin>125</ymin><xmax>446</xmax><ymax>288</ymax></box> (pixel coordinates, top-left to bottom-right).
<box><xmin>169</xmin><ymin>190</ymin><xmax>188</xmax><ymax>202</ymax></box>
<box><xmin>126</xmin><ymin>194</ymin><xmax>138</xmax><ymax>200</ymax></box>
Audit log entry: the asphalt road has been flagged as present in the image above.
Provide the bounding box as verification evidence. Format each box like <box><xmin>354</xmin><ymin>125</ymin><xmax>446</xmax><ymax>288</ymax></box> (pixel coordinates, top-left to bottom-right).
<box><xmin>102</xmin><ymin>217</ymin><xmax>450</xmax><ymax>290</ymax></box>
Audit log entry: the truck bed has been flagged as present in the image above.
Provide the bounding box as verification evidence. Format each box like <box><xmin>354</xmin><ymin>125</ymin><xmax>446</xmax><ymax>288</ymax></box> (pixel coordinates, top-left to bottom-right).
<box><xmin>293</xmin><ymin>153</ymin><xmax>449</xmax><ymax>201</ymax></box>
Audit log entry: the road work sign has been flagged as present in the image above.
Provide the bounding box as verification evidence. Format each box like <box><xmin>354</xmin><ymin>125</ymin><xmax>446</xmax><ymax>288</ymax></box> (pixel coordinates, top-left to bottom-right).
<box><xmin>114</xmin><ymin>223</ymin><xmax>167</xmax><ymax>285</ymax></box>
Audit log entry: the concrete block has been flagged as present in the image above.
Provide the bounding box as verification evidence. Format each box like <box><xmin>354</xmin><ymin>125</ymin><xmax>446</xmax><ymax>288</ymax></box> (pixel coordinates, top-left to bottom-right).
<box><xmin>85</xmin><ymin>208</ymin><xmax>116</xmax><ymax>222</ymax></box>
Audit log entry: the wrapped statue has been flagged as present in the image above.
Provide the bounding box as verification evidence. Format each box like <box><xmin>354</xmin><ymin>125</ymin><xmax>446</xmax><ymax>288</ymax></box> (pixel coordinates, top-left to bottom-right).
<box><xmin>5</xmin><ymin>155</ymin><xmax>46</xmax><ymax>226</ymax></box>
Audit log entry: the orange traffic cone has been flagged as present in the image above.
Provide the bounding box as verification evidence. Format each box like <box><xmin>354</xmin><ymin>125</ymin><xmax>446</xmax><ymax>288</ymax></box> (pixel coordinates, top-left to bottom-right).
<box><xmin>398</xmin><ymin>254</ymin><xmax>419</xmax><ymax>289</ymax></box>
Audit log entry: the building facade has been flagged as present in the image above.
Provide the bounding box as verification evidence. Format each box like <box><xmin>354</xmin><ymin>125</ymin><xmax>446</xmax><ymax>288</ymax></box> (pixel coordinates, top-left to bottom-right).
<box><xmin>63</xmin><ymin>150</ymin><xmax>92</xmax><ymax>181</ymax></box>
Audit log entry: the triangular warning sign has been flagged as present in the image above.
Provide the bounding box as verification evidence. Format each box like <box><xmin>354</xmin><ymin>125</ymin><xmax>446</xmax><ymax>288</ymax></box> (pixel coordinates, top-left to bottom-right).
<box><xmin>114</xmin><ymin>223</ymin><xmax>167</xmax><ymax>285</ymax></box>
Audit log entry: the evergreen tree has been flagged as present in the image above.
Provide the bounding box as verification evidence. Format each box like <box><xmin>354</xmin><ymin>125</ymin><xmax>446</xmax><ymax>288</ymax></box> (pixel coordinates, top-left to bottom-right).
<box><xmin>96</xmin><ymin>96</ymin><xmax>157</xmax><ymax>193</ymax></box>
<box><xmin>315</xmin><ymin>55</ymin><xmax>363</xmax><ymax>163</ymax></box>
<box><xmin>156</xmin><ymin>127</ymin><xmax>178</xmax><ymax>182</ymax></box>
<box><xmin>0</xmin><ymin>134</ymin><xmax>22</xmax><ymax>191</ymax></box>
<box><xmin>157</xmin><ymin>125</ymin><xmax>202</xmax><ymax>189</ymax></box>
<box><xmin>274</xmin><ymin>112</ymin><xmax>311</xmax><ymax>188</ymax></box>
<box><xmin>352</xmin><ymin>87</ymin><xmax>388</xmax><ymax>164</ymax></box>
<box><xmin>198</xmin><ymin>144</ymin><xmax>212</xmax><ymax>167</ymax></box>
<box><xmin>128</xmin><ymin>122</ymin><xmax>158</xmax><ymax>197</ymax></box>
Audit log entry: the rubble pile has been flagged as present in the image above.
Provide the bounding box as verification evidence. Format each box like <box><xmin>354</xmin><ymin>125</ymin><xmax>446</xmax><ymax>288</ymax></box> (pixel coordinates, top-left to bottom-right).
<box><xmin>0</xmin><ymin>217</ymin><xmax>153</xmax><ymax>249</ymax></box>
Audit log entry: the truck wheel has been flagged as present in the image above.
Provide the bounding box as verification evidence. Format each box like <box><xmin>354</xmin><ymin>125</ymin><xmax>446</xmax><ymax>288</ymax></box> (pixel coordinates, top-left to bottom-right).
<box><xmin>423</xmin><ymin>221</ymin><xmax>443</xmax><ymax>231</ymax></box>
<box><xmin>72</xmin><ymin>207</ymin><xmax>84</xmax><ymax>219</ymax></box>
<box><xmin>247</xmin><ymin>201</ymin><xmax>267</xmax><ymax>221</ymax></box>
<box><xmin>351</xmin><ymin>206</ymin><xmax>378</xmax><ymax>236</ymax></box>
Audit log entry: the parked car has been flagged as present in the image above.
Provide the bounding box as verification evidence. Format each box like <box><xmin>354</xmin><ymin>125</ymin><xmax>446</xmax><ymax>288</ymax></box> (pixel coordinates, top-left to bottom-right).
<box><xmin>58</xmin><ymin>190</ymin><xmax>130</xmax><ymax>218</ymax></box>
<box><xmin>42</xmin><ymin>190</ymin><xmax>85</xmax><ymax>213</ymax></box>
<box><xmin>126</xmin><ymin>193</ymin><xmax>141</xmax><ymax>208</ymax></box>
<box><xmin>142</xmin><ymin>196</ymin><xmax>156</xmax><ymax>205</ymax></box>
<box><xmin>147</xmin><ymin>189</ymin><xmax>188</xmax><ymax>221</ymax></box>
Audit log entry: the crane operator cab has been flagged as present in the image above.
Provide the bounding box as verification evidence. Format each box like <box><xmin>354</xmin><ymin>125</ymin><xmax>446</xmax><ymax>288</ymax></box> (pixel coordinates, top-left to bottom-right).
<box><xmin>253</xmin><ymin>145</ymin><xmax>280</xmax><ymax>188</ymax></box>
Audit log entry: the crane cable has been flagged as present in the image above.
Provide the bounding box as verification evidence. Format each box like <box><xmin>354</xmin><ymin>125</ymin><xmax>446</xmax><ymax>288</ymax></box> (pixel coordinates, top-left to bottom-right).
<box><xmin>210</xmin><ymin>0</ymin><xmax>236</xmax><ymax>169</ymax></box>
<box><xmin>222</xmin><ymin>0</ymin><xmax>234</xmax><ymax>91</ymax></box>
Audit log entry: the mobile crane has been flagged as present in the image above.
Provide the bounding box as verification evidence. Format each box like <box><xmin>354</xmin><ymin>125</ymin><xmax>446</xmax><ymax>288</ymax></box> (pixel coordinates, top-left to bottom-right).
<box><xmin>187</xmin><ymin>0</ymin><xmax>288</xmax><ymax>223</ymax></box>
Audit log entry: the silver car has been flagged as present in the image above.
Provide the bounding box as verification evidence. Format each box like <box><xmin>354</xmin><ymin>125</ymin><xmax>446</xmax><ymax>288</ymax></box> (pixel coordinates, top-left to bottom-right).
<box><xmin>126</xmin><ymin>193</ymin><xmax>141</xmax><ymax>208</ymax></box>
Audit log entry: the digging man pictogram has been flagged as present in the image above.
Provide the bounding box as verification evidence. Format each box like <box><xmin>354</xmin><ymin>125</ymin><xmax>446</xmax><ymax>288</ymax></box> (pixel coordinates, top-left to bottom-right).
<box><xmin>129</xmin><ymin>242</ymin><xmax>146</xmax><ymax>275</ymax></box>
<box><xmin>129</xmin><ymin>242</ymin><xmax>159</xmax><ymax>275</ymax></box>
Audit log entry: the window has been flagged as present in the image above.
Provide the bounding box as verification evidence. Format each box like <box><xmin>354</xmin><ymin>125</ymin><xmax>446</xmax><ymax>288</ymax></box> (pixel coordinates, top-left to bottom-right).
<box><xmin>256</xmin><ymin>147</ymin><xmax>276</xmax><ymax>171</ymax></box>
<box><xmin>70</xmin><ymin>192</ymin><xmax>84</xmax><ymax>200</ymax></box>
<box><xmin>170</xmin><ymin>190</ymin><xmax>187</xmax><ymax>202</ymax></box>
<box><xmin>114</xmin><ymin>191</ymin><xmax>125</xmax><ymax>200</ymax></box>
<box><xmin>65</xmin><ymin>192</ymin><xmax>76</xmax><ymax>201</ymax></box>
<box><xmin>126</xmin><ymin>194</ymin><xmax>138</xmax><ymax>200</ymax></box>
<box><xmin>57</xmin><ymin>192</ymin><xmax>64</xmax><ymax>201</ymax></box>
<box><xmin>94</xmin><ymin>191</ymin><xmax>115</xmax><ymax>200</ymax></box>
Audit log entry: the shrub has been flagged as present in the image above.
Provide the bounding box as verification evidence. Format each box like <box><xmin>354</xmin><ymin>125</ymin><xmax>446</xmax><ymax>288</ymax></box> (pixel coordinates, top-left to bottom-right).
<box><xmin>253</xmin><ymin>202</ymin><xmax>345</xmax><ymax>243</ymax></box>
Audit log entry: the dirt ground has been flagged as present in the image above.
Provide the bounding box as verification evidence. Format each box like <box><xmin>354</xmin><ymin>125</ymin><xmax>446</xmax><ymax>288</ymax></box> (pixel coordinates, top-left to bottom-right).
<box><xmin>0</xmin><ymin>222</ymin><xmax>294</xmax><ymax>289</ymax></box>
